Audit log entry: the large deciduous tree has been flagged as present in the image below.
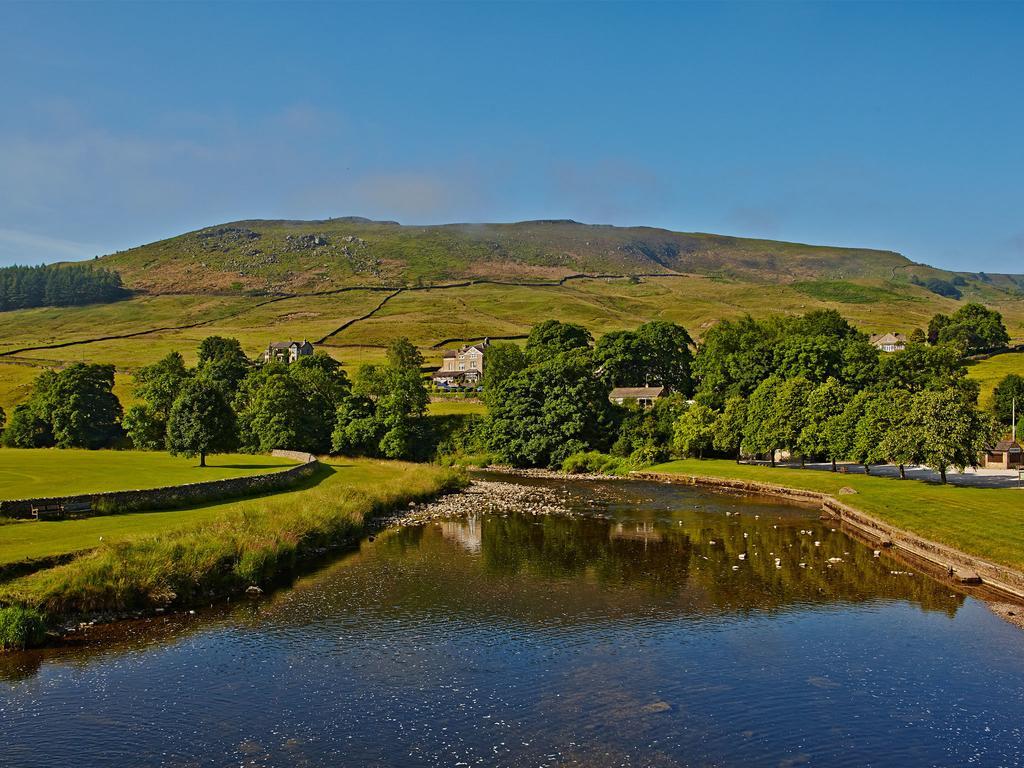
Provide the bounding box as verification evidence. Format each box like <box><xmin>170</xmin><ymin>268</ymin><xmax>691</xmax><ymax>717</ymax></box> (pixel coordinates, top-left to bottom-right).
<box><xmin>672</xmin><ymin>403</ymin><xmax>718</xmax><ymax>459</ymax></box>
<box><xmin>197</xmin><ymin>336</ymin><xmax>251</xmax><ymax>396</ymax></box>
<box><xmin>167</xmin><ymin>378</ymin><xmax>237</xmax><ymax>467</ymax></box>
<box><xmin>712</xmin><ymin>396</ymin><xmax>748</xmax><ymax>462</ymax></box>
<box><xmin>487</xmin><ymin>350</ymin><xmax>614</xmax><ymax>468</ymax></box>
<box><xmin>594</xmin><ymin>321</ymin><xmax>695</xmax><ymax>394</ymax></box>
<box><xmin>910</xmin><ymin>389</ymin><xmax>992</xmax><ymax>483</ymax></box>
<box><xmin>525</xmin><ymin>320</ymin><xmax>592</xmax><ymax>363</ymax></box>
<box><xmin>798</xmin><ymin>377</ymin><xmax>850</xmax><ymax>470</ymax></box>
<box><xmin>332</xmin><ymin>338</ymin><xmax>428</xmax><ymax>459</ymax></box>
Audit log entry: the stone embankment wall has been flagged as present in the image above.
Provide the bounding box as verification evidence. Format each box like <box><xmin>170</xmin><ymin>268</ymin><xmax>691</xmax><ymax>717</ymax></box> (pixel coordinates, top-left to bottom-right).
<box><xmin>632</xmin><ymin>471</ymin><xmax>1024</xmax><ymax>602</ymax></box>
<box><xmin>0</xmin><ymin>453</ymin><xmax>319</xmax><ymax>519</ymax></box>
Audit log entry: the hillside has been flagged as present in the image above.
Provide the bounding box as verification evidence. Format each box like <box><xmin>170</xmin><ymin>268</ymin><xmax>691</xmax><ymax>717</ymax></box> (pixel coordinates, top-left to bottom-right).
<box><xmin>1</xmin><ymin>217</ymin><xmax>1022</xmax><ymax>413</ymax></box>
<box><xmin>97</xmin><ymin>217</ymin><xmax>945</xmax><ymax>294</ymax></box>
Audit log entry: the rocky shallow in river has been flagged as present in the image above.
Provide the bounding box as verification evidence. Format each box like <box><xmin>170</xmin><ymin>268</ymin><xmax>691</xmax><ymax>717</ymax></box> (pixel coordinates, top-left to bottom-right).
<box><xmin>371</xmin><ymin>479</ymin><xmax>597</xmax><ymax>530</ymax></box>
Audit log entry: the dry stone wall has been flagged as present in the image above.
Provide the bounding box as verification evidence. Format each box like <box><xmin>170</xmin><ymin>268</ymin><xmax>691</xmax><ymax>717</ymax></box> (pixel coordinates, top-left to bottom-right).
<box><xmin>0</xmin><ymin>455</ymin><xmax>318</xmax><ymax>519</ymax></box>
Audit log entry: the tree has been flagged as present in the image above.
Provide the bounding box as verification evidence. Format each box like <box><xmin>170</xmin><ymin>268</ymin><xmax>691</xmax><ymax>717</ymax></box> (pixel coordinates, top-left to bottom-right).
<box><xmin>332</xmin><ymin>337</ymin><xmax>428</xmax><ymax>459</ymax></box>
<box><xmin>0</xmin><ymin>262</ymin><xmax>126</xmax><ymax>311</ymax></box>
<box><xmin>798</xmin><ymin>377</ymin><xmax>850</xmax><ymax>470</ymax></box>
<box><xmin>0</xmin><ymin>405</ymin><xmax>5</xmax><ymax>436</ymax></box>
<box><xmin>525</xmin><ymin>320</ymin><xmax>592</xmax><ymax>363</ymax></box>
<box><xmin>611</xmin><ymin>394</ymin><xmax>684</xmax><ymax>463</ymax></box>
<box><xmin>852</xmin><ymin>393</ymin><xmax>896</xmax><ymax>474</ymax></box>
<box><xmin>878</xmin><ymin>343</ymin><xmax>966</xmax><ymax>393</ymax></box>
<box><xmin>693</xmin><ymin>315</ymin><xmax>775</xmax><ymax>407</ymax></box>
<box><xmin>167</xmin><ymin>378</ymin><xmax>237</xmax><ymax>467</ymax></box>
<box><xmin>743</xmin><ymin>375</ymin><xmax>783</xmax><ymax>465</ymax></box>
<box><xmin>482</xmin><ymin>343</ymin><xmax>527</xmax><ymax>401</ymax></box>
<box><xmin>713</xmin><ymin>396</ymin><xmax>748</xmax><ymax>461</ymax></box>
<box><xmin>823</xmin><ymin>390</ymin><xmax>871</xmax><ymax>470</ymax></box>
<box><xmin>45</xmin><ymin>363</ymin><xmax>122</xmax><ymax>449</ymax></box>
<box><xmin>876</xmin><ymin>390</ymin><xmax>919</xmax><ymax>478</ymax></box>
<box><xmin>122</xmin><ymin>403</ymin><xmax>166</xmax><ymax>450</ymax></box>
<box><xmin>931</xmin><ymin>303</ymin><xmax>1009</xmax><ymax>354</ymax></box>
<box><xmin>487</xmin><ymin>350</ymin><xmax>614</xmax><ymax>467</ymax></box>
<box><xmin>197</xmin><ymin>336</ymin><xmax>250</xmax><ymax>395</ymax></box>
<box><xmin>236</xmin><ymin>374</ymin><xmax>307</xmax><ymax>453</ymax></box>
<box><xmin>595</xmin><ymin>321</ymin><xmax>695</xmax><ymax>394</ymax></box>
<box><xmin>927</xmin><ymin>313</ymin><xmax>950</xmax><ymax>345</ymax></box>
<box><xmin>133</xmin><ymin>352</ymin><xmax>191</xmax><ymax>416</ymax></box>
<box><xmin>910</xmin><ymin>389</ymin><xmax>992</xmax><ymax>483</ymax></box>
<box><xmin>772</xmin><ymin>335</ymin><xmax>845</xmax><ymax>384</ymax></box>
<box><xmin>386</xmin><ymin>337</ymin><xmax>424</xmax><ymax>370</ymax></box>
<box><xmin>1</xmin><ymin>404</ymin><xmax>51</xmax><ymax>448</ymax></box>
<box><xmin>992</xmin><ymin>373</ymin><xmax>1024</xmax><ymax>428</ymax></box>
<box><xmin>771</xmin><ymin>377</ymin><xmax>814</xmax><ymax>466</ymax></box>
<box><xmin>672</xmin><ymin>403</ymin><xmax>718</xmax><ymax>459</ymax></box>
<box><xmin>839</xmin><ymin>338</ymin><xmax>881</xmax><ymax>391</ymax></box>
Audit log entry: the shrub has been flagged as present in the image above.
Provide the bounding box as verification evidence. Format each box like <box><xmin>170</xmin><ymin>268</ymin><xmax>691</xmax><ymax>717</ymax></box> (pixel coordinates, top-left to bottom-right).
<box><xmin>0</xmin><ymin>606</ymin><xmax>47</xmax><ymax>651</ymax></box>
<box><xmin>561</xmin><ymin>451</ymin><xmax>634</xmax><ymax>476</ymax></box>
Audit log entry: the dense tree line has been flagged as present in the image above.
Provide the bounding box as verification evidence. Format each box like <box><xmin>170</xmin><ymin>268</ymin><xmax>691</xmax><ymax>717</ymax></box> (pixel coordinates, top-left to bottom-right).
<box><xmin>2</xmin><ymin>364</ymin><xmax>121</xmax><ymax>449</ymax></box>
<box><xmin>0</xmin><ymin>300</ymin><xmax>1013</xmax><ymax>483</ymax></box>
<box><xmin>0</xmin><ymin>263</ymin><xmax>127</xmax><ymax>311</ymax></box>
<box><xmin>481</xmin><ymin>307</ymin><xmax>1008</xmax><ymax>482</ymax></box>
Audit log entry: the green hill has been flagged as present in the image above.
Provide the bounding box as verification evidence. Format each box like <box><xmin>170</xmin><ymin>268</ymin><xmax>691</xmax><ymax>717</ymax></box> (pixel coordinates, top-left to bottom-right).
<box><xmin>98</xmin><ymin>217</ymin><xmax>936</xmax><ymax>294</ymax></box>
<box><xmin>1</xmin><ymin>217</ymin><xmax>1022</xmax><ymax>412</ymax></box>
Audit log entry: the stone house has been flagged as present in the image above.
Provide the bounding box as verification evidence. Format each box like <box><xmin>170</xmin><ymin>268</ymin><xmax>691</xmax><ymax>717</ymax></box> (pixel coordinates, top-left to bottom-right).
<box><xmin>869</xmin><ymin>332</ymin><xmax>907</xmax><ymax>353</ymax></box>
<box><xmin>261</xmin><ymin>340</ymin><xmax>314</xmax><ymax>364</ymax></box>
<box><xmin>609</xmin><ymin>386</ymin><xmax>665</xmax><ymax>408</ymax></box>
<box><xmin>432</xmin><ymin>339</ymin><xmax>489</xmax><ymax>387</ymax></box>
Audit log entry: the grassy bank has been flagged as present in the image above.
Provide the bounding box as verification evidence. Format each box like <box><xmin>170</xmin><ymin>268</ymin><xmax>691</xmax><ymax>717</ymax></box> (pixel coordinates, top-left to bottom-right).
<box><xmin>648</xmin><ymin>459</ymin><xmax>1024</xmax><ymax>571</ymax></box>
<box><xmin>0</xmin><ymin>449</ymin><xmax>297</xmax><ymax>500</ymax></box>
<box><xmin>0</xmin><ymin>458</ymin><xmax>463</xmax><ymax>621</ymax></box>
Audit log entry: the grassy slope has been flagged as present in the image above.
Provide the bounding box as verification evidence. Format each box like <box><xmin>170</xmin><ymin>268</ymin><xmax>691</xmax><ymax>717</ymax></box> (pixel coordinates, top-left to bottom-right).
<box><xmin>0</xmin><ymin>458</ymin><xmax>460</xmax><ymax>614</ymax></box>
<box><xmin>0</xmin><ymin>449</ymin><xmax>296</xmax><ymax>501</ymax></box>
<box><xmin>966</xmin><ymin>351</ymin><xmax>1024</xmax><ymax>405</ymax></box>
<box><xmin>97</xmin><ymin>218</ymin><xmax>920</xmax><ymax>293</ymax></box>
<box><xmin>649</xmin><ymin>459</ymin><xmax>1024</xmax><ymax>571</ymax></box>
<box><xmin>2</xmin><ymin>274</ymin><xmax>1021</xmax><ymax>410</ymax></box>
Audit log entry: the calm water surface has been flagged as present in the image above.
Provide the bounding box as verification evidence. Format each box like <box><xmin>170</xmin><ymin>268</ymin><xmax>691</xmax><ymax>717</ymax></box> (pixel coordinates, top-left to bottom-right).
<box><xmin>2</xmin><ymin>475</ymin><xmax>1023</xmax><ymax>767</ymax></box>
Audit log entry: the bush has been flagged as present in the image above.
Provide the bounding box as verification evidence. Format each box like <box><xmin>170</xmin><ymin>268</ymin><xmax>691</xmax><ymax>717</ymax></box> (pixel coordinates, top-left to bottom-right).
<box><xmin>561</xmin><ymin>451</ymin><xmax>634</xmax><ymax>476</ymax></box>
<box><xmin>0</xmin><ymin>606</ymin><xmax>47</xmax><ymax>651</ymax></box>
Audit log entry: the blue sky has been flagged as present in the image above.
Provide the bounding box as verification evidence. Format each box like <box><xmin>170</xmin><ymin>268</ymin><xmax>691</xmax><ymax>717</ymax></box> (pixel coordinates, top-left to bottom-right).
<box><xmin>1</xmin><ymin>1</ymin><xmax>1022</xmax><ymax>272</ymax></box>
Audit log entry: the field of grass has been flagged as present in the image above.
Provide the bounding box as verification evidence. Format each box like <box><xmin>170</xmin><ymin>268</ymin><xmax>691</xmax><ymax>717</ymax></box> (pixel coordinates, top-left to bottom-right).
<box><xmin>966</xmin><ymin>351</ymin><xmax>1024</xmax><ymax>405</ymax></box>
<box><xmin>0</xmin><ymin>458</ymin><xmax>461</xmax><ymax>618</ymax></box>
<box><xmin>649</xmin><ymin>459</ymin><xmax>1024</xmax><ymax>571</ymax></box>
<box><xmin>427</xmin><ymin>399</ymin><xmax>487</xmax><ymax>416</ymax></box>
<box><xmin>0</xmin><ymin>449</ymin><xmax>296</xmax><ymax>501</ymax></box>
<box><xmin>0</xmin><ymin>274</ymin><xmax>1021</xmax><ymax>412</ymax></box>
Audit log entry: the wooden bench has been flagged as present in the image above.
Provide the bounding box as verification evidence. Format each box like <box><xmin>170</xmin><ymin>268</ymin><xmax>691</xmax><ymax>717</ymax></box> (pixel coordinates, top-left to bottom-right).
<box><xmin>31</xmin><ymin>500</ymin><xmax>92</xmax><ymax>520</ymax></box>
<box><xmin>63</xmin><ymin>501</ymin><xmax>93</xmax><ymax>517</ymax></box>
<box><xmin>31</xmin><ymin>503</ymin><xmax>64</xmax><ymax>521</ymax></box>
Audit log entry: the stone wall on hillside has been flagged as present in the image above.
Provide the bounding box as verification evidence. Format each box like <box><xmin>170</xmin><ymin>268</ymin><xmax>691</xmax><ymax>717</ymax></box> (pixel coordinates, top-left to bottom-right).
<box><xmin>0</xmin><ymin>456</ymin><xmax>319</xmax><ymax>520</ymax></box>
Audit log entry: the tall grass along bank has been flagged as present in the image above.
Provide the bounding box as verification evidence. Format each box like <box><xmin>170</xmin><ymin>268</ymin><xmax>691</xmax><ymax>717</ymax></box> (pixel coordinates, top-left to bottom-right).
<box><xmin>0</xmin><ymin>459</ymin><xmax>464</xmax><ymax>624</ymax></box>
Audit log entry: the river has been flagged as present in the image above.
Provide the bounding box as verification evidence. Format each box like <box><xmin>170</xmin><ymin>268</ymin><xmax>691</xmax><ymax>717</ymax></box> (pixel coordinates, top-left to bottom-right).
<box><xmin>1</xmin><ymin>474</ymin><xmax>1022</xmax><ymax>767</ymax></box>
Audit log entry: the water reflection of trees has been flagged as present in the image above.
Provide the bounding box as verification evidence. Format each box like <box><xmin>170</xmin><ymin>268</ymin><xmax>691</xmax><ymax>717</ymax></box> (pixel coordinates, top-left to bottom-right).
<box><xmin>476</xmin><ymin>513</ymin><xmax>961</xmax><ymax>616</ymax></box>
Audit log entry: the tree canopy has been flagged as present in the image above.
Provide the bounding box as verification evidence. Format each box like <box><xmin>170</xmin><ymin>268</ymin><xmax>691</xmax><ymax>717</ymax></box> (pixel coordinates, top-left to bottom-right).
<box><xmin>0</xmin><ymin>263</ymin><xmax>127</xmax><ymax>312</ymax></box>
<box><xmin>166</xmin><ymin>378</ymin><xmax>238</xmax><ymax>466</ymax></box>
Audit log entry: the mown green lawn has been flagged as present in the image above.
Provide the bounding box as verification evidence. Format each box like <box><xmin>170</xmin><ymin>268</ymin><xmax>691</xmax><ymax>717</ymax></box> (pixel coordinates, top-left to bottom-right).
<box><xmin>427</xmin><ymin>399</ymin><xmax>487</xmax><ymax>416</ymax></box>
<box><xmin>649</xmin><ymin>459</ymin><xmax>1024</xmax><ymax>571</ymax></box>
<box><xmin>0</xmin><ymin>449</ymin><xmax>297</xmax><ymax>501</ymax></box>
<box><xmin>0</xmin><ymin>458</ymin><xmax>434</xmax><ymax>567</ymax></box>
